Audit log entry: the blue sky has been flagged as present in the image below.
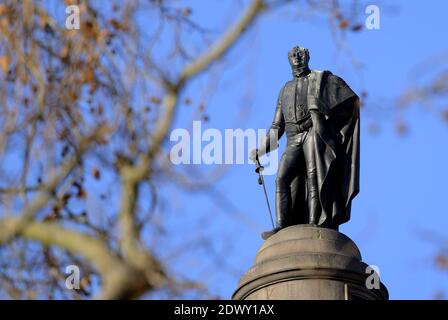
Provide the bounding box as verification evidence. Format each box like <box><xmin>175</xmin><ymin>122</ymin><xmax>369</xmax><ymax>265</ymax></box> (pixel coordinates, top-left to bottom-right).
<box><xmin>161</xmin><ymin>0</ymin><xmax>448</xmax><ymax>299</ymax></box>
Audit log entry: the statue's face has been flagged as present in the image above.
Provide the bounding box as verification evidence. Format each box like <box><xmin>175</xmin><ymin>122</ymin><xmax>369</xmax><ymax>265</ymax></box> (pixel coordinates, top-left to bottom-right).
<box><xmin>288</xmin><ymin>46</ymin><xmax>310</xmax><ymax>69</ymax></box>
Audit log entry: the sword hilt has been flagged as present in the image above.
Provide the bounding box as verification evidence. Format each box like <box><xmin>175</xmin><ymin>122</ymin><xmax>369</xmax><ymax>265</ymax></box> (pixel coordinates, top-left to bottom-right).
<box><xmin>254</xmin><ymin>149</ymin><xmax>264</xmax><ymax>185</ymax></box>
<box><xmin>254</xmin><ymin>149</ymin><xmax>264</xmax><ymax>173</ymax></box>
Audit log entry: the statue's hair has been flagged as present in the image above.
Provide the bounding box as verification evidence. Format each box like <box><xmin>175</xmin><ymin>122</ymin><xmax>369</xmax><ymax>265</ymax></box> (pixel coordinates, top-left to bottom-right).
<box><xmin>288</xmin><ymin>46</ymin><xmax>309</xmax><ymax>58</ymax></box>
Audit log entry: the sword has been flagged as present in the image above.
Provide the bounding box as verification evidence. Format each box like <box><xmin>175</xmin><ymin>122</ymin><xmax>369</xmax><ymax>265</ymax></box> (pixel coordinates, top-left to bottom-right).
<box><xmin>254</xmin><ymin>149</ymin><xmax>275</xmax><ymax>229</ymax></box>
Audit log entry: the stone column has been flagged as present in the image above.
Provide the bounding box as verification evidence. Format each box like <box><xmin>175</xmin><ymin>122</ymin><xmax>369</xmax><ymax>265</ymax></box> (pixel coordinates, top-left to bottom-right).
<box><xmin>232</xmin><ymin>225</ymin><xmax>388</xmax><ymax>300</ymax></box>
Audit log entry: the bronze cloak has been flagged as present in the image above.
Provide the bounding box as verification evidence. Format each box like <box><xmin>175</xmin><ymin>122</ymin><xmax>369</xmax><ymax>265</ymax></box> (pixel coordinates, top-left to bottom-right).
<box><xmin>292</xmin><ymin>70</ymin><xmax>360</xmax><ymax>227</ymax></box>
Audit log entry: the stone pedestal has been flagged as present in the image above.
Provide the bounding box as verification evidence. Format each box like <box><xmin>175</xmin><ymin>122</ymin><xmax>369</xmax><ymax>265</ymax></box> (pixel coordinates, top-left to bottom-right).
<box><xmin>232</xmin><ymin>225</ymin><xmax>388</xmax><ymax>300</ymax></box>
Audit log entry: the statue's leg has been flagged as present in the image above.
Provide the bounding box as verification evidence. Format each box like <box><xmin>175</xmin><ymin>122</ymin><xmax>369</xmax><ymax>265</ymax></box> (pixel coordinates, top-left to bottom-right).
<box><xmin>262</xmin><ymin>145</ymin><xmax>303</xmax><ymax>240</ymax></box>
<box><xmin>303</xmin><ymin>129</ymin><xmax>320</xmax><ymax>225</ymax></box>
<box><xmin>275</xmin><ymin>145</ymin><xmax>303</xmax><ymax>228</ymax></box>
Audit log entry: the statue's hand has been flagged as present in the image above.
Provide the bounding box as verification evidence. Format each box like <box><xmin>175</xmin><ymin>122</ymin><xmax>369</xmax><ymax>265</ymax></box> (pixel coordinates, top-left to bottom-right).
<box><xmin>249</xmin><ymin>148</ymin><xmax>258</xmax><ymax>163</ymax></box>
<box><xmin>298</xmin><ymin>117</ymin><xmax>313</xmax><ymax>132</ymax></box>
<box><xmin>250</xmin><ymin>147</ymin><xmax>268</xmax><ymax>163</ymax></box>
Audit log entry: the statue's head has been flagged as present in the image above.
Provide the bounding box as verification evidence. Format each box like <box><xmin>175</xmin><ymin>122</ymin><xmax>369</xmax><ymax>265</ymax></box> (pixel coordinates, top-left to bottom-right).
<box><xmin>288</xmin><ymin>46</ymin><xmax>310</xmax><ymax>70</ymax></box>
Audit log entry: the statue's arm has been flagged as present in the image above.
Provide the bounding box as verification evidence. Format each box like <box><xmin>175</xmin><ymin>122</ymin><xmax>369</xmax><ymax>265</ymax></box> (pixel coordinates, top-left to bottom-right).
<box><xmin>259</xmin><ymin>88</ymin><xmax>285</xmax><ymax>156</ymax></box>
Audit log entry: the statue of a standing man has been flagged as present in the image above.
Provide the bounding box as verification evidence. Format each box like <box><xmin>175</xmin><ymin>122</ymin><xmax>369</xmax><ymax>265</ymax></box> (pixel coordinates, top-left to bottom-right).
<box><xmin>250</xmin><ymin>46</ymin><xmax>360</xmax><ymax>240</ymax></box>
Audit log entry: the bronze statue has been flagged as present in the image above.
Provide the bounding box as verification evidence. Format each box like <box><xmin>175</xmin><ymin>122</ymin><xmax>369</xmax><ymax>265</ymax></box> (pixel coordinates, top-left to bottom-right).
<box><xmin>250</xmin><ymin>46</ymin><xmax>360</xmax><ymax>240</ymax></box>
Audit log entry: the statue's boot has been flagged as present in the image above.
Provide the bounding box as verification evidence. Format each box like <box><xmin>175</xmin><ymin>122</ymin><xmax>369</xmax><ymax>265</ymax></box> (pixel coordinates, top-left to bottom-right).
<box><xmin>308</xmin><ymin>196</ymin><xmax>319</xmax><ymax>225</ymax></box>
<box><xmin>261</xmin><ymin>190</ymin><xmax>290</xmax><ymax>240</ymax></box>
<box><xmin>261</xmin><ymin>227</ymin><xmax>282</xmax><ymax>240</ymax></box>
